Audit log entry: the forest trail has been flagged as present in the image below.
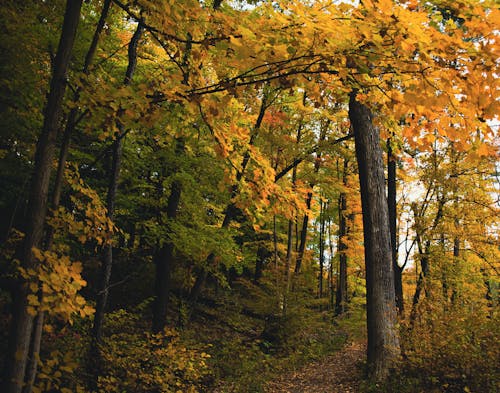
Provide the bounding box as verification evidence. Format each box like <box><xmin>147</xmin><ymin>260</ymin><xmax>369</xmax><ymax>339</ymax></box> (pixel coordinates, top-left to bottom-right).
<box><xmin>264</xmin><ymin>341</ymin><xmax>366</xmax><ymax>393</ymax></box>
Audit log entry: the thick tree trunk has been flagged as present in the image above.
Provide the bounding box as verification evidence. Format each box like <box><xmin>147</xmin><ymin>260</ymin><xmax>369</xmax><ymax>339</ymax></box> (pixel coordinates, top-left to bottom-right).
<box><xmin>387</xmin><ymin>139</ymin><xmax>404</xmax><ymax>314</ymax></box>
<box><xmin>349</xmin><ymin>92</ymin><xmax>400</xmax><ymax>382</ymax></box>
<box><xmin>335</xmin><ymin>160</ymin><xmax>348</xmax><ymax>315</ymax></box>
<box><xmin>22</xmin><ymin>5</ymin><xmax>112</xmax><ymax>392</ymax></box>
<box><xmin>2</xmin><ymin>2</ymin><xmax>83</xmax><ymax>393</ymax></box>
<box><xmin>45</xmin><ymin>0</ymin><xmax>111</xmax><ymax>248</ymax></box>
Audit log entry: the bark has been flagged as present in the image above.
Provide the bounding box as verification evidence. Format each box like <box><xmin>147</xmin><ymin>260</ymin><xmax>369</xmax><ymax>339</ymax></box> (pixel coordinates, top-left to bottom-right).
<box><xmin>284</xmin><ymin>219</ymin><xmax>293</xmax><ymax>314</ymax></box>
<box><xmin>284</xmin><ymin>125</ymin><xmax>300</xmax><ymax>311</ymax></box>
<box><xmin>327</xmin><ymin>217</ymin><xmax>335</xmax><ymax>311</ymax></box>
<box><xmin>335</xmin><ymin>160</ymin><xmax>348</xmax><ymax>315</ymax></box>
<box><xmin>2</xmin><ymin>3</ymin><xmax>83</xmax><ymax>393</ymax></box>
<box><xmin>272</xmin><ymin>215</ymin><xmax>280</xmax><ymax>302</ymax></box>
<box><xmin>387</xmin><ymin>139</ymin><xmax>404</xmax><ymax>314</ymax></box>
<box><xmin>349</xmin><ymin>92</ymin><xmax>400</xmax><ymax>382</ymax></box>
<box><xmin>45</xmin><ymin>0</ymin><xmax>111</xmax><ymax>248</ymax></box>
<box><xmin>21</xmin><ymin>9</ymin><xmax>113</xmax><ymax>391</ymax></box>
<box><xmin>295</xmin><ymin>204</ymin><xmax>311</xmax><ymax>273</ymax></box>
<box><xmin>294</xmin><ymin>121</ymin><xmax>329</xmax><ymax>274</ymax></box>
<box><xmin>192</xmin><ymin>96</ymin><xmax>267</xmax><ymax>295</ymax></box>
<box><xmin>254</xmin><ymin>246</ymin><xmax>271</xmax><ymax>283</ymax></box>
<box><xmin>450</xmin><ymin>230</ymin><xmax>460</xmax><ymax>304</ymax></box>
<box><xmin>410</xmin><ymin>232</ymin><xmax>430</xmax><ymax>323</ymax></box>
<box><xmin>189</xmin><ymin>261</ymin><xmax>210</xmax><ymax>303</ymax></box>
<box><xmin>410</xmin><ymin>196</ymin><xmax>445</xmax><ymax>322</ymax></box>
<box><xmin>318</xmin><ymin>200</ymin><xmax>326</xmax><ymax>299</ymax></box>
<box><xmin>222</xmin><ymin>98</ymin><xmax>266</xmax><ymax>227</ymax></box>
<box><xmin>89</xmin><ymin>22</ymin><xmax>143</xmax><ymax>389</ymax></box>
<box><xmin>92</xmin><ymin>138</ymin><xmax>124</xmax><ymax>342</ymax></box>
<box><xmin>21</xmin><ymin>311</ymin><xmax>43</xmax><ymax>393</ymax></box>
<box><xmin>152</xmin><ymin>140</ymin><xmax>184</xmax><ymax>333</ymax></box>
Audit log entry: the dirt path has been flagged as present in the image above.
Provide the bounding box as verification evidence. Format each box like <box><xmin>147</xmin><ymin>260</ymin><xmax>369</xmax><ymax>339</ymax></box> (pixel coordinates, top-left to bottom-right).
<box><xmin>264</xmin><ymin>341</ymin><xmax>366</xmax><ymax>393</ymax></box>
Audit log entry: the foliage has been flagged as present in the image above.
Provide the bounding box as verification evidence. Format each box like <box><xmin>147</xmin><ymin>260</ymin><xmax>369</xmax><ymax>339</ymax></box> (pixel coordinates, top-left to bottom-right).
<box><xmin>20</xmin><ymin>248</ymin><xmax>93</xmax><ymax>321</ymax></box>
<box><xmin>97</xmin><ymin>308</ymin><xmax>212</xmax><ymax>393</ymax></box>
<box><xmin>1</xmin><ymin>0</ymin><xmax>499</xmax><ymax>391</ymax></box>
<box><xmin>399</xmin><ymin>304</ymin><xmax>500</xmax><ymax>393</ymax></box>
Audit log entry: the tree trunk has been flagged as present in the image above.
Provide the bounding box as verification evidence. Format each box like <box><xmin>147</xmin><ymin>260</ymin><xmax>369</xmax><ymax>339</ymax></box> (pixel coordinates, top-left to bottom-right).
<box><xmin>387</xmin><ymin>139</ymin><xmax>404</xmax><ymax>314</ymax></box>
<box><xmin>295</xmin><ymin>205</ymin><xmax>311</xmax><ymax>274</ymax></box>
<box><xmin>89</xmin><ymin>22</ymin><xmax>143</xmax><ymax>389</ymax></box>
<box><xmin>284</xmin><ymin>124</ymin><xmax>301</xmax><ymax>311</ymax></box>
<box><xmin>327</xmin><ymin>216</ymin><xmax>335</xmax><ymax>311</ymax></box>
<box><xmin>45</xmin><ymin>0</ymin><xmax>111</xmax><ymax>248</ymax></box>
<box><xmin>410</xmin><ymin>196</ymin><xmax>445</xmax><ymax>322</ymax></box>
<box><xmin>318</xmin><ymin>200</ymin><xmax>326</xmax><ymax>300</ymax></box>
<box><xmin>254</xmin><ymin>246</ymin><xmax>272</xmax><ymax>283</ymax></box>
<box><xmin>21</xmin><ymin>8</ymin><xmax>112</xmax><ymax>392</ymax></box>
<box><xmin>152</xmin><ymin>139</ymin><xmax>184</xmax><ymax>333</ymax></box>
<box><xmin>335</xmin><ymin>160</ymin><xmax>348</xmax><ymax>315</ymax></box>
<box><xmin>2</xmin><ymin>3</ymin><xmax>83</xmax><ymax>393</ymax></box>
<box><xmin>21</xmin><ymin>311</ymin><xmax>43</xmax><ymax>393</ymax></box>
<box><xmin>92</xmin><ymin>138</ymin><xmax>124</xmax><ymax>341</ymax></box>
<box><xmin>192</xmin><ymin>96</ymin><xmax>267</xmax><ymax>295</ymax></box>
<box><xmin>284</xmin><ymin>218</ymin><xmax>293</xmax><ymax>314</ymax></box>
<box><xmin>294</xmin><ymin>120</ymin><xmax>329</xmax><ymax>274</ymax></box>
<box><xmin>450</xmin><ymin>232</ymin><xmax>460</xmax><ymax>304</ymax></box>
<box><xmin>349</xmin><ymin>92</ymin><xmax>400</xmax><ymax>382</ymax></box>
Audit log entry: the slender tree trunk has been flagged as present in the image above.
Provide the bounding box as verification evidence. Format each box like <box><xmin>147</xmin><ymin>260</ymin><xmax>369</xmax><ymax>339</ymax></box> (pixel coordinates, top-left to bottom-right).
<box><xmin>284</xmin><ymin>218</ymin><xmax>293</xmax><ymax>314</ymax></box>
<box><xmin>92</xmin><ymin>138</ymin><xmax>123</xmax><ymax>340</ymax></box>
<box><xmin>294</xmin><ymin>121</ymin><xmax>329</xmax><ymax>274</ymax></box>
<box><xmin>22</xmin><ymin>8</ymin><xmax>112</xmax><ymax>392</ymax></box>
<box><xmin>335</xmin><ymin>160</ymin><xmax>348</xmax><ymax>315</ymax></box>
<box><xmin>89</xmin><ymin>22</ymin><xmax>143</xmax><ymax>389</ymax></box>
<box><xmin>152</xmin><ymin>140</ymin><xmax>184</xmax><ymax>333</ymax></box>
<box><xmin>3</xmin><ymin>3</ymin><xmax>82</xmax><ymax>393</ymax></box>
<box><xmin>410</xmin><ymin>235</ymin><xmax>429</xmax><ymax>323</ymax></box>
<box><xmin>349</xmin><ymin>92</ymin><xmax>400</xmax><ymax>382</ymax></box>
<box><xmin>284</xmin><ymin>124</ymin><xmax>301</xmax><ymax>311</ymax></box>
<box><xmin>387</xmin><ymin>139</ymin><xmax>404</xmax><ymax>314</ymax></box>
<box><xmin>272</xmin><ymin>215</ymin><xmax>280</xmax><ymax>306</ymax></box>
<box><xmin>410</xmin><ymin>196</ymin><xmax>445</xmax><ymax>322</ymax></box>
<box><xmin>326</xmin><ymin>216</ymin><xmax>334</xmax><ymax>311</ymax></box>
<box><xmin>45</xmin><ymin>0</ymin><xmax>111</xmax><ymax>248</ymax></box>
<box><xmin>20</xmin><ymin>311</ymin><xmax>43</xmax><ymax>393</ymax></box>
<box><xmin>192</xmin><ymin>97</ymin><xmax>267</xmax><ymax>295</ymax></box>
<box><xmin>151</xmin><ymin>24</ymin><xmax>194</xmax><ymax>329</ymax></box>
<box><xmin>318</xmin><ymin>200</ymin><xmax>326</xmax><ymax>300</ymax></box>
<box><xmin>254</xmin><ymin>246</ymin><xmax>271</xmax><ymax>283</ymax></box>
<box><xmin>450</xmin><ymin>231</ymin><xmax>460</xmax><ymax>304</ymax></box>
<box><xmin>295</xmin><ymin>205</ymin><xmax>311</xmax><ymax>274</ymax></box>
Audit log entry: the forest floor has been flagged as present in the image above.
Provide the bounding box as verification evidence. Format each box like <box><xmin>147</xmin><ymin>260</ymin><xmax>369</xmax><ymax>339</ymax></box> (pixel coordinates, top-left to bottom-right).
<box><xmin>264</xmin><ymin>339</ymin><xmax>366</xmax><ymax>393</ymax></box>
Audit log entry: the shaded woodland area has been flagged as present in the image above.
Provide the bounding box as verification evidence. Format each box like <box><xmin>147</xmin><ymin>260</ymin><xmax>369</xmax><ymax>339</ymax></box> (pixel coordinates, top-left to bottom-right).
<box><xmin>0</xmin><ymin>0</ymin><xmax>499</xmax><ymax>392</ymax></box>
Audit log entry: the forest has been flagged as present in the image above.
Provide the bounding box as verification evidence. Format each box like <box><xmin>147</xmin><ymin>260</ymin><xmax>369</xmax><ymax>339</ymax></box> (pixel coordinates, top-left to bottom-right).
<box><xmin>0</xmin><ymin>0</ymin><xmax>498</xmax><ymax>392</ymax></box>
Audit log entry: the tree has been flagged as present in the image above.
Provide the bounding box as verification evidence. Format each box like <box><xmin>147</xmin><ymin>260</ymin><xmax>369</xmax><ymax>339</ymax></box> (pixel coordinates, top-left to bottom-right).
<box><xmin>3</xmin><ymin>2</ymin><xmax>83</xmax><ymax>392</ymax></box>
<box><xmin>349</xmin><ymin>92</ymin><xmax>401</xmax><ymax>380</ymax></box>
<box><xmin>335</xmin><ymin>159</ymin><xmax>349</xmax><ymax>315</ymax></box>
